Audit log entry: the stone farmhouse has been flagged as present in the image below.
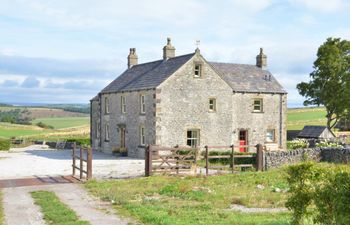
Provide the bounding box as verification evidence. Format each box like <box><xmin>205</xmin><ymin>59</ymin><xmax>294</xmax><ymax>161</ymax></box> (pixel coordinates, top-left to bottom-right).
<box><xmin>90</xmin><ymin>38</ymin><xmax>287</xmax><ymax>158</ymax></box>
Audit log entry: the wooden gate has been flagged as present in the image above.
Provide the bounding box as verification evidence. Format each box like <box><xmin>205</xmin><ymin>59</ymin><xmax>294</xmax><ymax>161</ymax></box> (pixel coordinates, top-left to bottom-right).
<box><xmin>145</xmin><ymin>145</ymin><xmax>198</xmax><ymax>176</ymax></box>
<box><xmin>72</xmin><ymin>144</ymin><xmax>92</xmax><ymax>180</ymax></box>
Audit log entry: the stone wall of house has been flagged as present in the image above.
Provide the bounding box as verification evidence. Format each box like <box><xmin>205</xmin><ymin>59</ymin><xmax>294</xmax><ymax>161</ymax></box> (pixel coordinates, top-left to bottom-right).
<box><xmin>232</xmin><ymin>93</ymin><xmax>287</xmax><ymax>151</ymax></box>
<box><xmin>98</xmin><ymin>89</ymin><xmax>156</xmax><ymax>158</ymax></box>
<box><xmin>90</xmin><ymin>99</ymin><xmax>100</xmax><ymax>150</ymax></box>
<box><xmin>156</xmin><ymin>52</ymin><xmax>234</xmax><ymax>150</ymax></box>
<box><xmin>321</xmin><ymin>148</ymin><xmax>350</xmax><ymax>164</ymax></box>
<box><xmin>264</xmin><ymin>148</ymin><xmax>322</xmax><ymax>170</ymax></box>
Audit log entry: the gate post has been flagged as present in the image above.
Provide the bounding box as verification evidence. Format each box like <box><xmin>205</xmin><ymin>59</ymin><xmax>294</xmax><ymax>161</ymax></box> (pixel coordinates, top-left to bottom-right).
<box><xmin>79</xmin><ymin>147</ymin><xmax>83</xmax><ymax>179</ymax></box>
<box><xmin>256</xmin><ymin>144</ymin><xmax>264</xmax><ymax>171</ymax></box>
<box><xmin>205</xmin><ymin>146</ymin><xmax>209</xmax><ymax>176</ymax></box>
<box><xmin>145</xmin><ymin>145</ymin><xmax>152</xmax><ymax>176</ymax></box>
<box><xmin>87</xmin><ymin>147</ymin><xmax>92</xmax><ymax>180</ymax></box>
<box><xmin>231</xmin><ymin>145</ymin><xmax>235</xmax><ymax>174</ymax></box>
<box><xmin>72</xmin><ymin>142</ymin><xmax>76</xmax><ymax>176</ymax></box>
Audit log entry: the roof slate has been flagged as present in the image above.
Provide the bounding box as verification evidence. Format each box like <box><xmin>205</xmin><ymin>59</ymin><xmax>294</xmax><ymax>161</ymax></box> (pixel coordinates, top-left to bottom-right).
<box><xmin>98</xmin><ymin>52</ymin><xmax>286</xmax><ymax>95</ymax></box>
<box><xmin>297</xmin><ymin>126</ymin><xmax>330</xmax><ymax>138</ymax></box>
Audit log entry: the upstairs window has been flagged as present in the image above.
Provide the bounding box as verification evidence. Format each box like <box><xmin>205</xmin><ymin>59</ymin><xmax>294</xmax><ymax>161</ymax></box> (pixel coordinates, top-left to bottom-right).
<box><xmin>266</xmin><ymin>129</ymin><xmax>275</xmax><ymax>142</ymax></box>
<box><xmin>140</xmin><ymin>95</ymin><xmax>145</xmax><ymax>114</ymax></box>
<box><xmin>121</xmin><ymin>96</ymin><xmax>126</xmax><ymax>114</ymax></box>
<box><xmin>140</xmin><ymin>126</ymin><xmax>145</xmax><ymax>146</ymax></box>
<box><xmin>209</xmin><ymin>98</ymin><xmax>216</xmax><ymax>112</ymax></box>
<box><xmin>187</xmin><ymin>129</ymin><xmax>200</xmax><ymax>147</ymax></box>
<box><xmin>194</xmin><ymin>64</ymin><xmax>202</xmax><ymax>78</ymax></box>
<box><xmin>105</xmin><ymin>97</ymin><xmax>109</xmax><ymax>114</ymax></box>
<box><xmin>253</xmin><ymin>99</ymin><xmax>263</xmax><ymax>112</ymax></box>
<box><xmin>105</xmin><ymin>123</ymin><xmax>109</xmax><ymax>141</ymax></box>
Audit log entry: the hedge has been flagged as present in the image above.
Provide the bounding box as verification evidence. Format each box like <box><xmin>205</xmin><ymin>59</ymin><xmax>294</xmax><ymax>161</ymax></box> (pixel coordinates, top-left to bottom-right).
<box><xmin>0</xmin><ymin>139</ymin><xmax>11</xmax><ymax>151</ymax></box>
<box><xmin>66</xmin><ymin>138</ymin><xmax>90</xmax><ymax>147</ymax></box>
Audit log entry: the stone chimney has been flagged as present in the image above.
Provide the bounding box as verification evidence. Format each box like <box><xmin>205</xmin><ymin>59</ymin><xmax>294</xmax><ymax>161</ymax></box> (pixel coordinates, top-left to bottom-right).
<box><xmin>163</xmin><ymin>37</ymin><xmax>175</xmax><ymax>60</ymax></box>
<box><xmin>127</xmin><ymin>48</ymin><xmax>138</xmax><ymax>69</ymax></box>
<box><xmin>256</xmin><ymin>47</ymin><xmax>267</xmax><ymax>69</ymax></box>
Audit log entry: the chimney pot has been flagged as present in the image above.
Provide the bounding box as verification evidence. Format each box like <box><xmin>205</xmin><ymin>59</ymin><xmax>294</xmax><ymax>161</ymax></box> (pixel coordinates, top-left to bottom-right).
<box><xmin>256</xmin><ymin>47</ymin><xmax>267</xmax><ymax>69</ymax></box>
<box><xmin>127</xmin><ymin>48</ymin><xmax>138</xmax><ymax>69</ymax></box>
<box><xmin>163</xmin><ymin>37</ymin><xmax>175</xmax><ymax>60</ymax></box>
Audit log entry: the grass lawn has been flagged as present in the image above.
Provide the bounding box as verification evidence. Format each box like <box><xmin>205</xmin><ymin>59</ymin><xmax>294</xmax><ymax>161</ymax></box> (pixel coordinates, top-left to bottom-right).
<box><xmin>32</xmin><ymin>117</ymin><xmax>89</xmax><ymax>129</ymax></box>
<box><xmin>0</xmin><ymin>190</ymin><xmax>3</xmax><ymax>225</ymax></box>
<box><xmin>0</xmin><ymin>123</ymin><xmax>45</xmax><ymax>139</ymax></box>
<box><xmin>86</xmin><ymin>168</ymin><xmax>291</xmax><ymax>225</ymax></box>
<box><xmin>31</xmin><ymin>191</ymin><xmax>90</xmax><ymax>225</ymax></box>
<box><xmin>287</xmin><ymin>107</ymin><xmax>327</xmax><ymax>130</ymax></box>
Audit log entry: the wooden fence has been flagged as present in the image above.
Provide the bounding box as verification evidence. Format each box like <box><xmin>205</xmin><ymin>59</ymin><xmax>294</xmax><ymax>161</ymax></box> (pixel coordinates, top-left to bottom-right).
<box><xmin>204</xmin><ymin>144</ymin><xmax>264</xmax><ymax>176</ymax></box>
<box><xmin>145</xmin><ymin>145</ymin><xmax>198</xmax><ymax>176</ymax></box>
<box><xmin>72</xmin><ymin>143</ymin><xmax>92</xmax><ymax>180</ymax></box>
<box><xmin>145</xmin><ymin>144</ymin><xmax>264</xmax><ymax>176</ymax></box>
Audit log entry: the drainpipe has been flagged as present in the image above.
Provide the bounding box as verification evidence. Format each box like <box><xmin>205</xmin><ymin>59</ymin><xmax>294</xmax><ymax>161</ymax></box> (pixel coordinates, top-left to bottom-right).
<box><xmin>279</xmin><ymin>94</ymin><xmax>283</xmax><ymax>148</ymax></box>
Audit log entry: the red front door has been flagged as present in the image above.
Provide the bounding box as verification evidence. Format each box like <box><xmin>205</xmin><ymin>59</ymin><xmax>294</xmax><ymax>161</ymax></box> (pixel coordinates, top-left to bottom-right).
<box><xmin>239</xmin><ymin>130</ymin><xmax>247</xmax><ymax>152</ymax></box>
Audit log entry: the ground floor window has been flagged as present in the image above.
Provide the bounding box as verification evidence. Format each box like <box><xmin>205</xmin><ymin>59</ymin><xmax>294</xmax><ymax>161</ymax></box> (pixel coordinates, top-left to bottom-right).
<box><xmin>266</xmin><ymin>129</ymin><xmax>275</xmax><ymax>142</ymax></box>
<box><xmin>187</xmin><ymin>129</ymin><xmax>200</xmax><ymax>147</ymax></box>
<box><xmin>140</xmin><ymin>126</ymin><xmax>145</xmax><ymax>146</ymax></box>
<box><xmin>105</xmin><ymin>124</ymin><xmax>109</xmax><ymax>141</ymax></box>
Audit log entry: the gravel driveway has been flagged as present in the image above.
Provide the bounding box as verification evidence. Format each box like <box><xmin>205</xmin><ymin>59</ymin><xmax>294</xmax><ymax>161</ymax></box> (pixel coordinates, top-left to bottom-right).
<box><xmin>0</xmin><ymin>145</ymin><xmax>145</xmax><ymax>179</ymax></box>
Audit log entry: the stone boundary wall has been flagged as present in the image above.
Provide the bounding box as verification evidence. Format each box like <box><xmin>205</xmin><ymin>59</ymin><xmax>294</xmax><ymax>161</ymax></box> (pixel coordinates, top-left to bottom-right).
<box><xmin>321</xmin><ymin>148</ymin><xmax>350</xmax><ymax>164</ymax></box>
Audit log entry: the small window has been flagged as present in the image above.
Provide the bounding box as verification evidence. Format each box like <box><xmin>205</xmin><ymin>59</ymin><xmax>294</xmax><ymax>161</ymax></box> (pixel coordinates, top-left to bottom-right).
<box><xmin>105</xmin><ymin>123</ymin><xmax>109</xmax><ymax>141</ymax></box>
<box><xmin>266</xmin><ymin>129</ymin><xmax>275</xmax><ymax>142</ymax></box>
<box><xmin>140</xmin><ymin>95</ymin><xmax>145</xmax><ymax>114</ymax></box>
<box><xmin>187</xmin><ymin>129</ymin><xmax>200</xmax><ymax>147</ymax></box>
<box><xmin>105</xmin><ymin>97</ymin><xmax>109</xmax><ymax>114</ymax></box>
<box><xmin>121</xmin><ymin>96</ymin><xmax>126</xmax><ymax>113</ymax></box>
<box><xmin>253</xmin><ymin>99</ymin><xmax>263</xmax><ymax>112</ymax></box>
<box><xmin>194</xmin><ymin>64</ymin><xmax>202</xmax><ymax>78</ymax></box>
<box><xmin>209</xmin><ymin>98</ymin><xmax>216</xmax><ymax>112</ymax></box>
<box><xmin>140</xmin><ymin>126</ymin><xmax>145</xmax><ymax>146</ymax></box>
<box><xmin>96</xmin><ymin>121</ymin><xmax>100</xmax><ymax>138</ymax></box>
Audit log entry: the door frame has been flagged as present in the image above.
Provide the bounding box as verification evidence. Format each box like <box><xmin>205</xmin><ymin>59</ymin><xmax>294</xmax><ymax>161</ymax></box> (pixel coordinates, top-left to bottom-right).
<box><xmin>238</xmin><ymin>129</ymin><xmax>248</xmax><ymax>152</ymax></box>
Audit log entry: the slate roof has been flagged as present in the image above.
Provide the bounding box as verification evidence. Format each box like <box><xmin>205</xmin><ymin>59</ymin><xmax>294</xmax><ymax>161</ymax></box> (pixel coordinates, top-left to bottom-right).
<box><xmin>297</xmin><ymin>126</ymin><xmax>332</xmax><ymax>138</ymax></box>
<box><xmin>97</xmin><ymin>52</ymin><xmax>286</xmax><ymax>96</ymax></box>
<box><xmin>209</xmin><ymin>62</ymin><xmax>286</xmax><ymax>94</ymax></box>
<box><xmin>101</xmin><ymin>53</ymin><xmax>195</xmax><ymax>93</ymax></box>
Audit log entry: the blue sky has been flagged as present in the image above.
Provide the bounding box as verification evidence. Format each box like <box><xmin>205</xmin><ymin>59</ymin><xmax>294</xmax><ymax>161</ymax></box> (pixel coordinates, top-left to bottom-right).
<box><xmin>0</xmin><ymin>0</ymin><xmax>349</xmax><ymax>107</ymax></box>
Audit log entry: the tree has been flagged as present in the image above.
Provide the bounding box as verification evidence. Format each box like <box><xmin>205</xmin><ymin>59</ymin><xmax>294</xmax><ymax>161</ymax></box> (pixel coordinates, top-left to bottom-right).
<box><xmin>297</xmin><ymin>37</ymin><xmax>350</xmax><ymax>130</ymax></box>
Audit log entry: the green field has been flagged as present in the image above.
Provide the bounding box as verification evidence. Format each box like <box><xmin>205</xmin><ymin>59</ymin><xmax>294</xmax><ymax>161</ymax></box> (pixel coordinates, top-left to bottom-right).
<box><xmin>32</xmin><ymin>117</ymin><xmax>89</xmax><ymax>129</ymax></box>
<box><xmin>287</xmin><ymin>107</ymin><xmax>327</xmax><ymax>130</ymax></box>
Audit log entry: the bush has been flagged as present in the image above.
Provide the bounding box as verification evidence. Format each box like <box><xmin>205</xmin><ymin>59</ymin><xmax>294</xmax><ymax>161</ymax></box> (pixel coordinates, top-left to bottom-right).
<box><xmin>66</xmin><ymin>138</ymin><xmax>90</xmax><ymax>146</ymax></box>
<box><xmin>287</xmin><ymin>139</ymin><xmax>309</xmax><ymax>150</ymax></box>
<box><xmin>316</xmin><ymin>140</ymin><xmax>342</xmax><ymax>148</ymax></box>
<box><xmin>36</xmin><ymin>122</ymin><xmax>54</xmax><ymax>129</ymax></box>
<box><xmin>0</xmin><ymin>139</ymin><xmax>10</xmax><ymax>151</ymax></box>
<box><xmin>286</xmin><ymin>162</ymin><xmax>350</xmax><ymax>225</ymax></box>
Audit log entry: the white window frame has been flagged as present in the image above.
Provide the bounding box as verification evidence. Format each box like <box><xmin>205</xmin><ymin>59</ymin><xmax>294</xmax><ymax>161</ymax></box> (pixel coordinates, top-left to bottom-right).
<box><xmin>266</xmin><ymin>129</ymin><xmax>275</xmax><ymax>143</ymax></box>
<box><xmin>105</xmin><ymin>97</ymin><xmax>109</xmax><ymax>114</ymax></box>
<box><xmin>121</xmin><ymin>96</ymin><xmax>126</xmax><ymax>114</ymax></box>
<box><xmin>209</xmin><ymin>98</ymin><xmax>216</xmax><ymax>112</ymax></box>
<box><xmin>253</xmin><ymin>99</ymin><xmax>263</xmax><ymax>112</ymax></box>
<box><xmin>105</xmin><ymin>123</ymin><xmax>109</xmax><ymax>141</ymax></box>
<box><xmin>140</xmin><ymin>95</ymin><xmax>145</xmax><ymax>114</ymax></box>
<box><xmin>194</xmin><ymin>64</ymin><xmax>202</xmax><ymax>78</ymax></box>
<box><xmin>140</xmin><ymin>126</ymin><xmax>145</xmax><ymax>146</ymax></box>
<box><xmin>187</xmin><ymin>129</ymin><xmax>200</xmax><ymax>147</ymax></box>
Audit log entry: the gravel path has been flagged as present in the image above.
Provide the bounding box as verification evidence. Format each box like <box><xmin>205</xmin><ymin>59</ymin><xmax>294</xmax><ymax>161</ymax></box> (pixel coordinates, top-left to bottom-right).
<box><xmin>3</xmin><ymin>183</ymin><xmax>129</xmax><ymax>225</ymax></box>
<box><xmin>0</xmin><ymin>145</ymin><xmax>144</xmax><ymax>179</ymax></box>
<box><xmin>229</xmin><ymin>204</ymin><xmax>288</xmax><ymax>213</ymax></box>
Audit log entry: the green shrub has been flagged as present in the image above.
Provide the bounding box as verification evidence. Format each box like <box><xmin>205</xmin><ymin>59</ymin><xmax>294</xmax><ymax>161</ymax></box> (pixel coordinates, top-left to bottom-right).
<box><xmin>0</xmin><ymin>139</ymin><xmax>10</xmax><ymax>151</ymax></box>
<box><xmin>287</xmin><ymin>139</ymin><xmax>309</xmax><ymax>150</ymax></box>
<box><xmin>286</xmin><ymin>162</ymin><xmax>350</xmax><ymax>225</ymax></box>
<box><xmin>66</xmin><ymin>138</ymin><xmax>90</xmax><ymax>146</ymax></box>
<box><xmin>36</xmin><ymin>122</ymin><xmax>54</xmax><ymax>129</ymax></box>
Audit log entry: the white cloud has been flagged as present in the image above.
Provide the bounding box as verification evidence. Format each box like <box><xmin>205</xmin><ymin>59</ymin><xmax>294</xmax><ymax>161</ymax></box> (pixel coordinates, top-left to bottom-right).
<box><xmin>289</xmin><ymin>0</ymin><xmax>350</xmax><ymax>13</ymax></box>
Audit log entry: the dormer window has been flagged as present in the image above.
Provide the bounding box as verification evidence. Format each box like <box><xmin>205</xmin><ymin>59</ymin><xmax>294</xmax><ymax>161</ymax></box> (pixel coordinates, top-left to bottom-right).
<box><xmin>194</xmin><ymin>64</ymin><xmax>202</xmax><ymax>78</ymax></box>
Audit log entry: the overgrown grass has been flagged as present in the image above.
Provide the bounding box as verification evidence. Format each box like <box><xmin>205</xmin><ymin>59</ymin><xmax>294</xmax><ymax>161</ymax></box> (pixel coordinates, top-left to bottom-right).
<box><xmin>32</xmin><ymin>117</ymin><xmax>89</xmax><ymax>129</ymax></box>
<box><xmin>287</xmin><ymin>107</ymin><xmax>327</xmax><ymax>130</ymax></box>
<box><xmin>31</xmin><ymin>191</ymin><xmax>90</xmax><ymax>225</ymax></box>
<box><xmin>0</xmin><ymin>190</ymin><xmax>4</xmax><ymax>225</ymax></box>
<box><xmin>86</xmin><ymin>168</ymin><xmax>291</xmax><ymax>225</ymax></box>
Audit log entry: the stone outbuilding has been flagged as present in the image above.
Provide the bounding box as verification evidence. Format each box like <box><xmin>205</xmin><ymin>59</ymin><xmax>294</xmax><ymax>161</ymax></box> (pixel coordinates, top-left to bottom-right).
<box><xmin>297</xmin><ymin>125</ymin><xmax>335</xmax><ymax>140</ymax></box>
<box><xmin>90</xmin><ymin>38</ymin><xmax>287</xmax><ymax>158</ymax></box>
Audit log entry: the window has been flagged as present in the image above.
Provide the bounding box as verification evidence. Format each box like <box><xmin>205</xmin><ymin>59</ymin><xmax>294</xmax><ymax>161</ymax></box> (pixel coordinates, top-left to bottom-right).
<box><xmin>140</xmin><ymin>126</ymin><xmax>145</xmax><ymax>146</ymax></box>
<box><xmin>253</xmin><ymin>99</ymin><xmax>263</xmax><ymax>112</ymax></box>
<box><xmin>105</xmin><ymin>123</ymin><xmax>109</xmax><ymax>141</ymax></box>
<box><xmin>121</xmin><ymin>96</ymin><xmax>126</xmax><ymax>113</ymax></box>
<box><xmin>105</xmin><ymin>97</ymin><xmax>109</xmax><ymax>114</ymax></box>
<box><xmin>187</xmin><ymin>129</ymin><xmax>200</xmax><ymax>147</ymax></box>
<box><xmin>209</xmin><ymin>98</ymin><xmax>216</xmax><ymax>112</ymax></box>
<box><xmin>140</xmin><ymin>95</ymin><xmax>145</xmax><ymax>114</ymax></box>
<box><xmin>266</xmin><ymin>129</ymin><xmax>275</xmax><ymax>142</ymax></box>
<box><xmin>96</xmin><ymin>121</ymin><xmax>100</xmax><ymax>138</ymax></box>
<box><xmin>194</xmin><ymin>64</ymin><xmax>202</xmax><ymax>78</ymax></box>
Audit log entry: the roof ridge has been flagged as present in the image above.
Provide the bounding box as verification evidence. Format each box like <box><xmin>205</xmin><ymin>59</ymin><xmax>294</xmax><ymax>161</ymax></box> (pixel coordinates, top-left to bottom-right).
<box><xmin>209</xmin><ymin>61</ymin><xmax>256</xmax><ymax>67</ymax></box>
<box><xmin>133</xmin><ymin>52</ymin><xmax>195</xmax><ymax>67</ymax></box>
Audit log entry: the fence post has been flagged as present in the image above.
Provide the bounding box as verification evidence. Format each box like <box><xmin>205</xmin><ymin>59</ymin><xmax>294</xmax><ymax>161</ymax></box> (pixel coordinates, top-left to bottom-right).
<box><xmin>87</xmin><ymin>147</ymin><xmax>92</xmax><ymax>180</ymax></box>
<box><xmin>79</xmin><ymin>147</ymin><xmax>83</xmax><ymax>179</ymax></box>
<box><xmin>205</xmin><ymin>146</ymin><xmax>209</xmax><ymax>176</ymax></box>
<box><xmin>72</xmin><ymin>142</ymin><xmax>76</xmax><ymax>176</ymax></box>
<box><xmin>145</xmin><ymin>145</ymin><xmax>152</xmax><ymax>177</ymax></box>
<box><xmin>256</xmin><ymin>144</ymin><xmax>264</xmax><ymax>171</ymax></box>
<box><xmin>231</xmin><ymin>145</ymin><xmax>235</xmax><ymax>174</ymax></box>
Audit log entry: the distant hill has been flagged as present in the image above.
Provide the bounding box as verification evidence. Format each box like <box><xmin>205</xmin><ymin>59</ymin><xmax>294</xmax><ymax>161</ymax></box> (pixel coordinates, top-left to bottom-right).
<box><xmin>287</xmin><ymin>107</ymin><xmax>327</xmax><ymax>130</ymax></box>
